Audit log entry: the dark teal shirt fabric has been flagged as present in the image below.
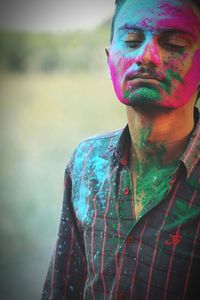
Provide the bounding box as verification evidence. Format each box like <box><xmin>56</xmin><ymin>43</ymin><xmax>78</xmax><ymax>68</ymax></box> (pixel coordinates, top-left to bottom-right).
<box><xmin>42</xmin><ymin>109</ymin><xmax>200</xmax><ymax>300</ymax></box>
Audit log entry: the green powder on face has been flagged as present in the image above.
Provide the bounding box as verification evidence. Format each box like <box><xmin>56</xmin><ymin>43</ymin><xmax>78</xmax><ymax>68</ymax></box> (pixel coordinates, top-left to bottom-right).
<box><xmin>124</xmin><ymin>85</ymin><xmax>161</xmax><ymax>105</ymax></box>
<box><xmin>161</xmin><ymin>69</ymin><xmax>183</xmax><ymax>94</ymax></box>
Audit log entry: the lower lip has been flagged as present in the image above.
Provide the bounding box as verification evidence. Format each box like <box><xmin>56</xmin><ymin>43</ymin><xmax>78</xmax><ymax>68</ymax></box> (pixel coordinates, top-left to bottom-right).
<box><xmin>128</xmin><ymin>78</ymin><xmax>161</xmax><ymax>84</ymax></box>
<box><xmin>126</xmin><ymin>78</ymin><xmax>162</xmax><ymax>90</ymax></box>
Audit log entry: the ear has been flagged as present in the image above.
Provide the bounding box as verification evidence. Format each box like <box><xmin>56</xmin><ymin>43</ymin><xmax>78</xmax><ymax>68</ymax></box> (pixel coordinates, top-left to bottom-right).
<box><xmin>105</xmin><ymin>47</ymin><xmax>110</xmax><ymax>58</ymax></box>
<box><xmin>105</xmin><ymin>47</ymin><xmax>110</xmax><ymax>65</ymax></box>
<box><xmin>195</xmin><ymin>85</ymin><xmax>200</xmax><ymax>105</ymax></box>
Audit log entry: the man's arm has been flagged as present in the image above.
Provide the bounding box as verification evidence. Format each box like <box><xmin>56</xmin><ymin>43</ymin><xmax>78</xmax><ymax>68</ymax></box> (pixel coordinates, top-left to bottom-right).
<box><xmin>41</xmin><ymin>163</ymin><xmax>87</xmax><ymax>300</ymax></box>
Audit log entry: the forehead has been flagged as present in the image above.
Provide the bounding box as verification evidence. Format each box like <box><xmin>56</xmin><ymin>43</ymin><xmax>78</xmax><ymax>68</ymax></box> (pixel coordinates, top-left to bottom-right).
<box><xmin>114</xmin><ymin>0</ymin><xmax>200</xmax><ymax>36</ymax></box>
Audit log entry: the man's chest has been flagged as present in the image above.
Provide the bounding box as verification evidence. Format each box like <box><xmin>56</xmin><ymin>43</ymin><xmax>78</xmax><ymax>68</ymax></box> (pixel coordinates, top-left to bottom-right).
<box><xmin>72</xmin><ymin>163</ymin><xmax>200</xmax><ymax>249</ymax></box>
<box><xmin>72</xmin><ymin>163</ymin><xmax>200</xmax><ymax>298</ymax></box>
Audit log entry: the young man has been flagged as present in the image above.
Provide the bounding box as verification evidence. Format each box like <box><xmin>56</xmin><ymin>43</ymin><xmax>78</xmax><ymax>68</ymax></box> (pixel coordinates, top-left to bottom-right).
<box><xmin>41</xmin><ymin>0</ymin><xmax>200</xmax><ymax>299</ymax></box>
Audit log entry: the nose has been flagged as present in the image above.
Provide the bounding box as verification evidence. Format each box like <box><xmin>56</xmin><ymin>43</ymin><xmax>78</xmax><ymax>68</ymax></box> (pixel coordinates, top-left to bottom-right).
<box><xmin>135</xmin><ymin>37</ymin><xmax>161</xmax><ymax>67</ymax></box>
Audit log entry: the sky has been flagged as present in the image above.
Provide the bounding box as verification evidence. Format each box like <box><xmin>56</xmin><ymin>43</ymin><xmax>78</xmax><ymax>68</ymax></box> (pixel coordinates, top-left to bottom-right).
<box><xmin>0</xmin><ymin>0</ymin><xmax>115</xmax><ymax>32</ymax></box>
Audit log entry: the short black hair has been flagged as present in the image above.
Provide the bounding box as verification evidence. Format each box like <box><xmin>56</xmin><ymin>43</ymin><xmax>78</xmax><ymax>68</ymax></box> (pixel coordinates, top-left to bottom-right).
<box><xmin>110</xmin><ymin>0</ymin><xmax>200</xmax><ymax>43</ymax></box>
<box><xmin>110</xmin><ymin>0</ymin><xmax>126</xmax><ymax>43</ymax></box>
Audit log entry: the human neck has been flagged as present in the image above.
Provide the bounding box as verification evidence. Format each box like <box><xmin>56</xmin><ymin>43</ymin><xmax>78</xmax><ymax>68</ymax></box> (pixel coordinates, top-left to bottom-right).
<box><xmin>127</xmin><ymin>101</ymin><xmax>195</xmax><ymax>173</ymax></box>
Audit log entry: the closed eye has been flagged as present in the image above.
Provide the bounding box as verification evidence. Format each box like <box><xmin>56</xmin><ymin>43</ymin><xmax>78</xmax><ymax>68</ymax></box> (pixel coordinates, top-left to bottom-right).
<box><xmin>125</xmin><ymin>40</ymin><xmax>143</xmax><ymax>48</ymax></box>
<box><xmin>124</xmin><ymin>32</ymin><xmax>144</xmax><ymax>49</ymax></box>
<box><xmin>159</xmin><ymin>32</ymin><xmax>192</xmax><ymax>52</ymax></box>
<box><xmin>161</xmin><ymin>43</ymin><xmax>185</xmax><ymax>52</ymax></box>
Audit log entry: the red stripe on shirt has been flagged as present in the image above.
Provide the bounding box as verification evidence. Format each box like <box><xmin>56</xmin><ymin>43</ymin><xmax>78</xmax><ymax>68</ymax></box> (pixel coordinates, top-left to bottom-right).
<box><xmin>90</xmin><ymin>193</ymin><xmax>98</xmax><ymax>300</ymax></box>
<box><xmin>163</xmin><ymin>226</ymin><xmax>181</xmax><ymax>300</ymax></box>
<box><xmin>130</xmin><ymin>219</ymin><xmax>148</xmax><ymax>299</ymax></box>
<box><xmin>109</xmin><ymin>172</ymin><xmax>123</xmax><ymax>300</ymax></box>
<box><xmin>50</xmin><ymin>239</ymin><xmax>58</xmax><ymax>300</ymax></box>
<box><xmin>64</xmin><ymin>225</ymin><xmax>75</xmax><ymax>299</ymax></box>
<box><xmin>100</xmin><ymin>167</ymin><xmax>116</xmax><ymax>300</ymax></box>
<box><xmin>189</xmin><ymin>190</ymin><xmax>197</xmax><ymax>208</ymax></box>
<box><xmin>145</xmin><ymin>182</ymin><xmax>180</xmax><ymax>300</ymax></box>
<box><xmin>183</xmin><ymin>220</ymin><xmax>200</xmax><ymax>300</ymax></box>
<box><xmin>114</xmin><ymin>241</ymin><xmax>128</xmax><ymax>297</ymax></box>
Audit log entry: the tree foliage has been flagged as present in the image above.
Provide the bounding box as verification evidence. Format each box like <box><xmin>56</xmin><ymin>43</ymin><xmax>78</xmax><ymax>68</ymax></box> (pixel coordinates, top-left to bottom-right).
<box><xmin>0</xmin><ymin>19</ymin><xmax>111</xmax><ymax>73</ymax></box>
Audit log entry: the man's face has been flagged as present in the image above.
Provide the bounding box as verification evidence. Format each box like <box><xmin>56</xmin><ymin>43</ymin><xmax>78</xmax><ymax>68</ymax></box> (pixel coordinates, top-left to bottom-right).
<box><xmin>108</xmin><ymin>0</ymin><xmax>200</xmax><ymax>109</ymax></box>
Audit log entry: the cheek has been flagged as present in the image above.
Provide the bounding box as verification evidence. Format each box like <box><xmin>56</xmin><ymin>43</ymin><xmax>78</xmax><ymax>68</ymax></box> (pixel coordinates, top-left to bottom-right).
<box><xmin>164</xmin><ymin>51</ymin><xmax>189</xmax><ymax>73</ymax></box>
<box><xmin>183</xmin><ymin>50</ymin><xmax>200</xmax><ymax>87</ymax></box>
<box><xmin>163</xmin><ymin>50</ymin><xmax>200</xmax><ymax>108</ymax></box>
<box><xmin>178</xmin><ymin>49</ymin><xmax>200</xmax><ymax>103</ymax></box>
<box><xmin>109</xmin><ymin>51</ymin><xmax>134</xmax><ymax>104</ymax></box>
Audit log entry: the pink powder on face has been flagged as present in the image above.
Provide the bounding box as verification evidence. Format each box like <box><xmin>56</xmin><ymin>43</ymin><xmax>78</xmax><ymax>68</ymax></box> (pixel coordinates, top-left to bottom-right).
<box><xmin>136</xmin><ymin>37</ymin><xmax>161</xmax><ymax>67</ymax></box>
<box><xmin>140</xmin><ymin>18</ymin><xmax>154</xmax><ymax>29</ymax></box>
<box><xmin>110</xmin><ymin>47</ymin><xmax>200</xmax><ymax>108</ymax></box>
<box><xmin>157</xmin><ymin>1</ymin><xmax>200</xmax><ymax>36</ymax></box>
<box><xmin>109</xmin><ymin>51</ymin><xmax>134</xmax><ymax>105</ymax></box>
<box><xmin>167</xmin><ymin>50</ymin><xmax>200</xmax><ymax>108</ymax></box>
<box><xmin>108</xmin><ymin>0</ymin><xmax>200</xmax><ymax>109</ymax></box>
<box><xmin>109</xmin><ymin>37</ymin><xmax>163</xmax><ymax>105</ymax></box>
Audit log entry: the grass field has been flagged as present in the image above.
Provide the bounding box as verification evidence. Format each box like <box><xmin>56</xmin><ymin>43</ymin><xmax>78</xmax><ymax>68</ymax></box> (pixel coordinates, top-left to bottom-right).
<box><xmin>0</xmin><ymin>72</ymin><xmax>126</xmax><ymax>300</ymax></box>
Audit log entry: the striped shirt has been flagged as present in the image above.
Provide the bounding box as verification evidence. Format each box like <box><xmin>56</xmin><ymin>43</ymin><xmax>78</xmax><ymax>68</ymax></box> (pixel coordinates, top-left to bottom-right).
<box><xmin>41</xmin><ymin>108</ymin><xmax>200</xmax><ymax>300</ymax></box>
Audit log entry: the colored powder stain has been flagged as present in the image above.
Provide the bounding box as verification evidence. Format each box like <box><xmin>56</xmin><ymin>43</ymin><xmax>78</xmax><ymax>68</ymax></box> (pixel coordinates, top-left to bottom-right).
<box><xmin>69</xmin><ymin>286</ymin><xmax>74</xmax><ymax>292</ymax></box>
<box><xmin>135</xmin><ymin>161</ymin><xmax>177</xmax><ymax>208</ymax></box>
<box><xmin>140</xmin><ymin>127</ymin><xmax>151</xmax><ymax>150</ymax></box>
<box><xmin>163</xmin><ymin>199</ymin><xmax>200</xmax><ymax>231</ymax></box>
<box><xmin>187</xmin><ymin>178</ymin><xmax>200</xmax><ymax>191</ymax></box>
<box><xmin>111</xmin><ymin>222</ymin><xmax>118</xmax><ymax>230</ymax></box>
<box><xmin>157</xmin><ymin>1</ymin><xmax>200</xmax><ymax>35</ymax></box>
<box><xmin>160</xmin><ymin>69</ymin><xmax>183</xmax><ymax>95</ymax></box>
<box><xmin>176</xmin><ymin>50</ymin><xmax>200</xmax><ymax>107</ymax></box>
<box><xmin>124</xmin><ymin>85</ymin><xmax>161</xmax><ymax>104</ymax></box>
<box><xmin>140</xmin><ymin>17</ymin><xmax>154</xmax><ymax>29</ymax></box>
<box><xmin>124</xmin><ymin>90</ymin><xmax>131</xmax><ymax>100</ymax></box>
<box><xmin>135</xmin><ymin>142</ymin><xmax>167</xmax><ymax>173</ymax></box>
<box><xmin>134</xmin><ymin>142</ymin><xmax>178</xmax><ymax>208</ymax></box>
<box><xmin>111</xmin><ymin>236</ymin><xmax>120</xmax><ymax>245</ymax></box>
<box><xmin>166</xmin><ymin>69</ymin><xmax>183</xmax><ymax>83</ymax></box>
<box><xmin>165</xmin><ymin>232</ymin><xmax>182</xmax><ymax>246</ymax></box>
<box><xmin>94</xmin><ymin>251</ymin><xmax>100</xmax><ymax>260</ymax></box>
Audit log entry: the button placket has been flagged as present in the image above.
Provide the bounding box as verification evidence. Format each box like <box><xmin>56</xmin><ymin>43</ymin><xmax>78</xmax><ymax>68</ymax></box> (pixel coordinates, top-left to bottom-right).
<box><xmin>118</xmin><ymin>168</ymin><xmax>134</xmax><ymax>234</ymax></box>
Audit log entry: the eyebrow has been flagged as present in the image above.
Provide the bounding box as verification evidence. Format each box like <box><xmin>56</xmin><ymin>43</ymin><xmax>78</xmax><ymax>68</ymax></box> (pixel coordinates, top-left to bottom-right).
<box><xmin>118</xmin><ymin>24</ymin><xmax>195</xmax><ymax>38</ymax></box>
<box><xmin>118</xmin><ymin>24</ymin><xmax>143</xmax><ymax>32</ymax></box>
<box><xmin>159</xmin><ymin>28</ymin><xmax>195</xmax><ymax>38</ymax></box>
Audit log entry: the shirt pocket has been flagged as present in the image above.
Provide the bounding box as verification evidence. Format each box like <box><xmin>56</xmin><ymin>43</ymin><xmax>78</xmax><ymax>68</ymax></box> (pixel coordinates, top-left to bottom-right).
<box><xmin>156</xmin><ymin>225</ymin><xmax>200</xmax><ymax>288</ymax></box>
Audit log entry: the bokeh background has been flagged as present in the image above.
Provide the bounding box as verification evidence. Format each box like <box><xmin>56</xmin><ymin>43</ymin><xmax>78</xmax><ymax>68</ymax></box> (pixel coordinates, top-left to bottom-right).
<box><xmin>1</xmin><ymin>1</ymin><xmax>200</xmax><ymax>300</ymax></box>
<box><xmin>0</xmin><ymin>1</ymin><xmax>127</xmax><ymax>300</ymax></box>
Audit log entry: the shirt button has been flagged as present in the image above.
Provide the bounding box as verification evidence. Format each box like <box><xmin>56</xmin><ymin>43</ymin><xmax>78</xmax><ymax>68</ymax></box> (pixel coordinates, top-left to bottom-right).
<box><xmin>123</xmin><ymin>187</ymin><xmax>130</xmax><ymax>195</ymax></box>
<box><xmin>119</xmin><ymin>291</ymin><xmax>127</xmax><ymax>299</ymax></box>
<box><xmin>127</xmin><ymin>236</ymin><xmax>133</xmax><ymax>244</ymax></box>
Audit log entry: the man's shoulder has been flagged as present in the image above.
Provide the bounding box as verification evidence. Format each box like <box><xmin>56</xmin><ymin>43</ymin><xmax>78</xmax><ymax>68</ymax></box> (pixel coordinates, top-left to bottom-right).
<box><xmin>71</xmin><ymin>128</ymin><xmax>123</xmax><ymax>165</ymax></box>
<box><xmin>79</xmin><ymin>128</ymin><xmax>123</xmax><ymax>146</ymax></box>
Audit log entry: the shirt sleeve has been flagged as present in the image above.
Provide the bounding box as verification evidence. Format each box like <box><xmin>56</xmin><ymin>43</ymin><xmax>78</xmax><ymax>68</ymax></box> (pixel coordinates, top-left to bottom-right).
<box><xmin>41</xmin><ymin>159</ymin><xmax>87</xmax><ymax>300</ymax></box>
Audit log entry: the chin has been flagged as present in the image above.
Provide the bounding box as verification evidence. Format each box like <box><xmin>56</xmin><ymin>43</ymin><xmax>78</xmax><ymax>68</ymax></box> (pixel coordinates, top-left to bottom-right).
<box><xmin>121</xmin><ymin>87</ymin><xmax>162</xmax><ymax>107</ymax></box>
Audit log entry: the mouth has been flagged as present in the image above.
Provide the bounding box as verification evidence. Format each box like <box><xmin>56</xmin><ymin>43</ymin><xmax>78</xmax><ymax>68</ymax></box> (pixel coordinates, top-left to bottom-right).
<box><xmin>126</xmin><ymin>72</ymin><xmax>165</xmax><ymax>83</ymax></box>
<box><xmin>126</xmin><ymin>77</ymin><xmax>163</xmax><ymax>90</ymax></box>
<box><xmin>129</xmin><ymin>77</ymin><xmax>161</xmax><ymax>83</ymax></box>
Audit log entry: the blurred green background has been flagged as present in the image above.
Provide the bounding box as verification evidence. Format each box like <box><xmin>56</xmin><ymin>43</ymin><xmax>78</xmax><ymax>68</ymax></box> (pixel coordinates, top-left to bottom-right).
<box><xmin>1</xmin><ymin>16</ymin><xmax>199</xmax><ymax>300</ymax></box>
<box><xmin>0</xmin><ymin>19</ymin><xmax>126</xmax><ymax>300</ymax></box>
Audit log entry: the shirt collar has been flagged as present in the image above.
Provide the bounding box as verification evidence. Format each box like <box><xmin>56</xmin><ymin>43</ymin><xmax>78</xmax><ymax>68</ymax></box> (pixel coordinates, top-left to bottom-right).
<box><xmin>114</xmin><ymin>107</ymin><xmax>200</xmax><ymax>177</ymax></box>
<box><xmin>181</xmin><ymin>107</ymin><xmax>200</xmax><ymax>178</ymax></box>
<box><xmin>114</xmin><ymin>124</ymin><xmax>131</xmax><ymax>166</ymax></box>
